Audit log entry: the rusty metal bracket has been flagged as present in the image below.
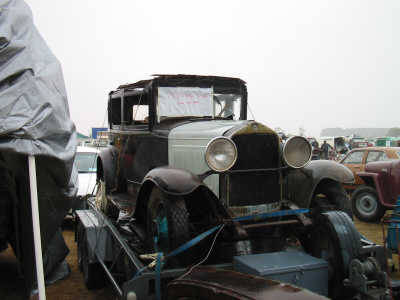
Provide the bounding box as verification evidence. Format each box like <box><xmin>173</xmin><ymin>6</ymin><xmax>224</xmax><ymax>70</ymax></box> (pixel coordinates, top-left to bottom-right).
<box><xmin>284</xmin><ymin>201</ymin><xmax>312</xmax><ymax>226</ymax></box>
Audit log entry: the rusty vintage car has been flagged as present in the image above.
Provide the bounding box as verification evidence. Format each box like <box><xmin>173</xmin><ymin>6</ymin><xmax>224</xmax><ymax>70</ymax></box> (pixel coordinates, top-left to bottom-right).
<box><xmin>340</xmin><ymin>147</ymin><xmax>400</xmax><ymax>221</ymax></box>
<box><xmin>350</xmin><ymin>159</ymin><xmax>400</xmax><ymax>222</ymax></box>
<box><xmin>75</xmin><ymin>75</ymin><xmax>394</xmax><ymax>300</ymax></box>
<box><xmin>341</xmin><ymin>147</ymin><xmax>400</xmax><ymax>189</ymax></box>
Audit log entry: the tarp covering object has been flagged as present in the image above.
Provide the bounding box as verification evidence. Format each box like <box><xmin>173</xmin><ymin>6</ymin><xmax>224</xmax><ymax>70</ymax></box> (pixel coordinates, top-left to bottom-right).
<box><xmin>0</xmin><ymin>0</ymin><xmax>78</xmax><ymax>295</ymax></box>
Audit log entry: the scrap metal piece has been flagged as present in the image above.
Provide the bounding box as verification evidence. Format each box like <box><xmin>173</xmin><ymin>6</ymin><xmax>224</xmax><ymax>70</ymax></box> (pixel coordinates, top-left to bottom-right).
<box><xmin>167</xmin><ymin>266</ymin><xmax>328</xmax><ymax>300</ymax></box>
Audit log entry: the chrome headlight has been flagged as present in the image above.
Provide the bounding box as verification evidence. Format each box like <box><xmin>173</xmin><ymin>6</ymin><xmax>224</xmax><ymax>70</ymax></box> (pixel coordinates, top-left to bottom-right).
<box><xmin>205</xmin><ymin>137</ymin><xmax>238</xmax><ymax>172</ymax></box>
<box><xmin>283</xmin><ymin>136</ymin><xmax>312</xmax><ymax>168</ymax></box>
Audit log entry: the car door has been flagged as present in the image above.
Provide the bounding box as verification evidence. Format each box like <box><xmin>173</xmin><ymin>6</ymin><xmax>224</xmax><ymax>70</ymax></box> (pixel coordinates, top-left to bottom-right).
<box><xmin>365</xmin><ymin>150</ymin><xmax>393</xmax><ymax>204</ymax></box>
<box><xmin>341</xmin><ymin>150</ymin><xmax>366</xmax><ymax>190</ymax></box>
<box><xmin>365</xmin><ymin>150</ymin><xmax>390</xmax><ymax>164</ymax></box>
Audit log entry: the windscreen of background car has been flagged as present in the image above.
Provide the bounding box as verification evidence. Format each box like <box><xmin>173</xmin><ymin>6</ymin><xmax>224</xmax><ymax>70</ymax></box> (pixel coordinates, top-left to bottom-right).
<box><xmin>366</xmin><ymin>151</ymin><xmax>389</xmax><ymax>163</ymax></box>
<box><xmin>75</xmin><ymin>153</ymin><xmax>97</xmax><ymax>173</ymax></box>
<box><xmin>343</xmin><ymin>151</ymin><xmax>364</xmax><ymax>164</ymax></box>
<box><xmin>157</xmin><ymin>87</ymin><xmax>242</xmax><ymax>121</ymax></box>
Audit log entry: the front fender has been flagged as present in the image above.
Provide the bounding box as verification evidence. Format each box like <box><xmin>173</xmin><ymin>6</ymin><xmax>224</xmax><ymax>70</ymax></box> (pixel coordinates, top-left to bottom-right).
<box><xmin>134</xmin><ymin>167</ymin><xmax>224</xmax><ymax>224</ymax></box>
<box><xmin>286</xmin><ymin>160</ymin><xmax>354</xmax><ymax>207</ymax></box>
<box><xmin>96</xmin><ymin>146</ymin><xmax>119</xmax><ymax>191</ymax></box>
<box><xmin>357</xmin><ymin>172</ymin><xmax>393</xmax><ymax>207</ymax></box>
<box><xmin>142</xmin><ymin>166</ymin><xmax>204</xmax><ymax>196</ymax></box>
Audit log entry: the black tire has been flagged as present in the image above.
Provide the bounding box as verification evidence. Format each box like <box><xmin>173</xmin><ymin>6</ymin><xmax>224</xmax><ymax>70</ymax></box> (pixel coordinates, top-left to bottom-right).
<box><xmin>312</xmin><ymin>181</ymin><xmax>353</xmax><ymax>219</ymax></box>
<box><xmin>300</xmin><ymin>211</ymin><xmax>360</xmax><ymax>299</ymax></box>
<box><xmin>351</xmin><ymin>185</ymin><xmax>385</xmax><ymax>222</ymax></box>
<box><xmin>77</xmin><ymin>223</ymin><xmax>106</xmax><ymax>290</ymax></box>
<box><xmin>146</xmin><ymin>188</ymin><xmax>192</xmax><ymax>266</ymax></box>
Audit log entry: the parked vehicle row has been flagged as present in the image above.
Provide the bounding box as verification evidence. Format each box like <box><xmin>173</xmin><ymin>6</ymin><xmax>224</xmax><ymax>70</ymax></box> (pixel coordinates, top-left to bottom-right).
<box><xmin>340</xmin><ymin>147</ymin><xmax>400</xmax><ymax>222</ymax></box>
<box><xmin>74</xmin><ymin>127</ymin><xmax>400</xmax><ymax>225</ymax></box>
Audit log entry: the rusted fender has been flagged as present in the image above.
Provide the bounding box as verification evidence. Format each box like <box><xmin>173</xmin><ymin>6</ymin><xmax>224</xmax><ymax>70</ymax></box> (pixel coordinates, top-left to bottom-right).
<box><xmin>286</xmin><ymin>160</ymin><xmax>354</xmax><ymax>208</ymax></box>
<box><xmin>304</xmin><ymin>160</ymin><xmax>354</xmax><ymax>184</ymax></box>
<box><xmin>167</xmin><ymin>267</ymin><xmax>328</xmax><ymax>300</ymax></box>
<box><xmin>134</xmin><ymin>167</ymin><xmax>229</xmax><ymax>225</ymax></box>
<box><xmin>96</xmin><ymin>145</ymin><xmax>119</xmax><ymax>191</ymax></box>
<box><xmin>142</xmin><ymin>166</ymin><xmax>204</xmax><ymax>196</ymax></box>
<box><xmin>357</xmin><ymin>171</ymin><xmax>394</xmax><ymax>208</ymax></box>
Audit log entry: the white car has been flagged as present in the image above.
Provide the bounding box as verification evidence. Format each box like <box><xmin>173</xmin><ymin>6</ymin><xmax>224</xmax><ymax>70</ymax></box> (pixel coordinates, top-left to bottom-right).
<box><xmin>74</xmin><ymin>146</ymin><xmax>99</xmax><ymax>197</ymax></box>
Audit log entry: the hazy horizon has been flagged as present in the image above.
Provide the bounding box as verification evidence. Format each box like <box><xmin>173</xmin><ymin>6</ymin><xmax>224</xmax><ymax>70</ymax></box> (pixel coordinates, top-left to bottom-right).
<box><xmin>25</xmin><ymin>0</ymin><xmax>400</xmax><ymax>137</ymax></box>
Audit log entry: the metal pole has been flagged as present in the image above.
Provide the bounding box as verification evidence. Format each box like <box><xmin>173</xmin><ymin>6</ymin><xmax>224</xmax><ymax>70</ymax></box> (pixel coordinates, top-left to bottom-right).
<box><xmin>28</xmin><ymin>155</ymin><xmax>46</xmax><ymax>300</ymax></box>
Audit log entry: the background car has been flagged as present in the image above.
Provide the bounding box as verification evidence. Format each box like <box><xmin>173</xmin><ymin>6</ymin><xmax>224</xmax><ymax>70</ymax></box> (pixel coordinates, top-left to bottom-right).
<box><xmin>74</xmin><ymin>146</ymin><xmax>99</xmax><ymax>199</ymax></box>
<box><xmin>350</xmin><ymin>160</ymin><xmax>400</xmax><ymax>222</ymax></box>
<box><xmin>340</xmin><ymin>147</ymin><xmax>400</xmax><ymax>192</ymax></box>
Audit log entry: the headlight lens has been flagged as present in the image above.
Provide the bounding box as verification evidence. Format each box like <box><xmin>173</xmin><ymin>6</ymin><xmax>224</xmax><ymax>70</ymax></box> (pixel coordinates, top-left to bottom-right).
<box><xmin>283</xmin><ymin>136</ymin><xmax>312</xmax><ymax>168</ymax></box>
<box><xmin>205</xmin><ymin>137</ymin><xmax>238</xmax><ymax>172</ymax></box>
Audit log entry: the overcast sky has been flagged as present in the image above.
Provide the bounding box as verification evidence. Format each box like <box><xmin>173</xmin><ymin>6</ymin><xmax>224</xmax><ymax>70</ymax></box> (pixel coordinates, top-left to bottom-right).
<box><xmin>25</xmin><ymin>0</ymin><xmax>399</xmax><ymax>137</ymax></box>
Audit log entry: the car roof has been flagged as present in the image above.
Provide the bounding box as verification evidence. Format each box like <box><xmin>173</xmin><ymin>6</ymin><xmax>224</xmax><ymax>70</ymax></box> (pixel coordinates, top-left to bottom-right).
<box><xmin>117</xmin><ymin>74</ymin><xmax>246</xmax><ymax>90</ymax></box>
<box><xmin>77</xmin><ymin>146</ymin><xmax>100</xmax><ymax>153</ymax></box>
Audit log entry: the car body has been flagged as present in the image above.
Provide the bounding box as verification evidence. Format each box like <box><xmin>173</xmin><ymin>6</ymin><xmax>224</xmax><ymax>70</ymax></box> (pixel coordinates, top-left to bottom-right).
<box><xmin>98</xmin><ymin>75</ymin><xmax>354</xmax><ymax>218</ymax></box>
<box><xmin>340</xmin><ymin>147</ymin><xmax>400</xmax><ymax>192</ymax></box>
<box><xmin>75</xmin><ymin>146</ymin><xmax>100</xmax><ymax>197</ymax></box>
<box><xmin>351</xmin><ymin>159</ymin><xmax>400</xmax><ymax>222</ymax></box>
<box><xmin>91</xmin><ymin>75</ymin><xmax>373</xmax><ymax>299</ymax></box>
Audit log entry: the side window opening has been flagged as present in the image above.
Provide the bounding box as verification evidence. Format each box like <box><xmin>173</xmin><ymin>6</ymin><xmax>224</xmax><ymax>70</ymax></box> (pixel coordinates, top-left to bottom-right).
<box><xmin>108</xmin><ymin>92</ymin><xmax>149</xmax><ymax>128</ymax></box>
<box><xmin>343</xmin><ymin>151</ymin><xmax>364</xmax><ymax>164</ymax></box>
<box><xmin>132</xmin><ymin>105</ymin><xmax>149</xmax><ymax>123</ymax></box>
<box><xmin>366</xmin><ymin>151</ymin><xmax>388</xmax><ymax>163</ymax></box>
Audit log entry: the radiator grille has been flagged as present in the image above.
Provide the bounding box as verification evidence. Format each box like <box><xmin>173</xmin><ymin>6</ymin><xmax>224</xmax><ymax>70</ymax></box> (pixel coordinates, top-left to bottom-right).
<box><xmin>227</xmin><ymin>133</ymin><xmax>281</xmax><ymax>207</ymax></box>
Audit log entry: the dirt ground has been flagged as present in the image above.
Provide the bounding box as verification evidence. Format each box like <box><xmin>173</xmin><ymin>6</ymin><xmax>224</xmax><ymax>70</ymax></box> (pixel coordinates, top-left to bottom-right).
<box><xmin>0</xmin><ymin>215</ymin><xmax>398</xmax><ymax>300</ymax></box>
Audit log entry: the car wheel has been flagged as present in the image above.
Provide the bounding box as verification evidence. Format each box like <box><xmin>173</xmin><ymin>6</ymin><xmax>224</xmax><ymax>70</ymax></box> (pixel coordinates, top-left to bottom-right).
<box><xmin>312</xmin><ymin>181</ymin><xmax>353</xmax><ymax>219</ymax></box>
<box><xmin>146</xmin><ymin>187</ymin><xmax>192</xmax><ymax>266</ymax></box>
<box><xmin>300</xmin><ymin>211</ymin><xmax>360</xmax><ymax>299</ymax></box>
<box><xmin>351</xmin><ymin>186</ymin><xmax>385</xmax><ymax>222</ymax></box>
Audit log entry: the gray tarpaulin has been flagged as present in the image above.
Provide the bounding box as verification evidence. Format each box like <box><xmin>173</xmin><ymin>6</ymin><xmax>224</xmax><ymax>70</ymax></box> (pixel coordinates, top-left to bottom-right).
<box><xmin>0</xmin><ymin>0</ymin><xmax>78</xmax><ymax>295</ymax></box>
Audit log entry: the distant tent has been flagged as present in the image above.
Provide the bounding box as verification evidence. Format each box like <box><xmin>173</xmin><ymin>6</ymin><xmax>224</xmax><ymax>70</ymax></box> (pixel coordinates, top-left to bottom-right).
<box><xmin>77</xmin><ymin>132</ymin><xmax>89</xmax><ymax>139</ymax></box>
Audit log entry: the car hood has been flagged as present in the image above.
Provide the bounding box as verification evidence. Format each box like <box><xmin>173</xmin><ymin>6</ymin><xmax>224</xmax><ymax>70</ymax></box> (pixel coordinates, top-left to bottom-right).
<box><xmin>77</xmin><ymin>172</ymin><xmax>97</xmax><ymax>196</ymax></box>
<box><xmin>168</xmin><ymin>120</ymin><xmax>270</xmax><ymax>197</ymax></box>
<box><xmin>169</xmin><ymin>119</ymin><xmax>250</xmax><ymax>140</ymax></box>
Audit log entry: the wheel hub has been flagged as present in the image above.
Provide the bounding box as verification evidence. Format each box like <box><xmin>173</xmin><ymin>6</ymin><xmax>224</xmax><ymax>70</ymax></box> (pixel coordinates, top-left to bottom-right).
<box><xmin>356</xmin><ymin>194</ymin><xmax>377</xmax><ymax>216</ymax></box>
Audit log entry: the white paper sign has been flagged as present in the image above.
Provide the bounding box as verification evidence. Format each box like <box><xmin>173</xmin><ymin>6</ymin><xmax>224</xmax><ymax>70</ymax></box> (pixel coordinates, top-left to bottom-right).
<box><xmin>158</xmin><ymin>87</ymin><xmax>213</xmax><ymax>119</ymax></box>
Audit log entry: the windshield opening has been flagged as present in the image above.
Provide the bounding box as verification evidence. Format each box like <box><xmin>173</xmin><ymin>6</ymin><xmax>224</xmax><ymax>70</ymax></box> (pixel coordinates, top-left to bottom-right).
<box><xmin>75</xmin><ymin>153</ymin><xmax>97</xmax><ymax>173</ymax></box>
<box><xmin>157</xmin><ymin>87</ymin><xmax>242</xmax><ymax>122</ymax></box>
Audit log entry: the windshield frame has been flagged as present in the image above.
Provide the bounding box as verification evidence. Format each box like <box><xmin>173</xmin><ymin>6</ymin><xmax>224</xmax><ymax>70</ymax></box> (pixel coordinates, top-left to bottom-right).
<box><xmin>156</xmin><ymin>87</ymin><xmax>244</xmax><ymax>123</ymax></box>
